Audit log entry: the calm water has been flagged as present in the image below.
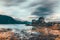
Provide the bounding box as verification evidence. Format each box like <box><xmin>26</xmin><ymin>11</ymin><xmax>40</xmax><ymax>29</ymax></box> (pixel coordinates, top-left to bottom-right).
<box><xmin>0</xmin><ymin>24</ymin><xmax>32</xmax><ymax>30</ymax></box>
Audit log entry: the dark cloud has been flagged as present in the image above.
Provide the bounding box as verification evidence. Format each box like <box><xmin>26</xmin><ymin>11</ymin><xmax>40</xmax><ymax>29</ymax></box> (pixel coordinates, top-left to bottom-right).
<box><xmin>1</xmin><ymin>0</ymin><xmax>26</xmax><ymax>6</ymax></box>
<box><xmin>32</xmin><ymin>0</ymin><xmax>56</xmax><ymax>17</ymax></box>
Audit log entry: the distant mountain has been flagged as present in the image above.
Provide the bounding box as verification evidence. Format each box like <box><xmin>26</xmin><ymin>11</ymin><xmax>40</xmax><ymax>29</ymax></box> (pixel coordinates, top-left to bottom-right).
<box><xmin>0</xmin><ymin>15</ymin><xmax>30</xmax><ymax>24</ymax></box>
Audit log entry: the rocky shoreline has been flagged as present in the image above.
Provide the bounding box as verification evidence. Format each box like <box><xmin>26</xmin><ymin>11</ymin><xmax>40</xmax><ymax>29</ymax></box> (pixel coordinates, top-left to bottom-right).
<box><xmin>0</xmin><ymin>28</ymin><xmax>59</xmax><ymax>40</ymax></box>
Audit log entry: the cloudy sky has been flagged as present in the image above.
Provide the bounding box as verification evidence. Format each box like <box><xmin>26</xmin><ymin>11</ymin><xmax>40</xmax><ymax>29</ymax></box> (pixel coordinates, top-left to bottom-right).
<box><xmin>0</xmin><ymin>0</ymin><xmax>60</xmax><ymax>21</ymax></box>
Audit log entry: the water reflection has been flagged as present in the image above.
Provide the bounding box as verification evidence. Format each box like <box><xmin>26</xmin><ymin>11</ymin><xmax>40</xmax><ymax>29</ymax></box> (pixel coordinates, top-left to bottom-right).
<box><xmin>0</xmin><ymin>24</ymin><xmax>32</xmax><ymax>30</ymax></box>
